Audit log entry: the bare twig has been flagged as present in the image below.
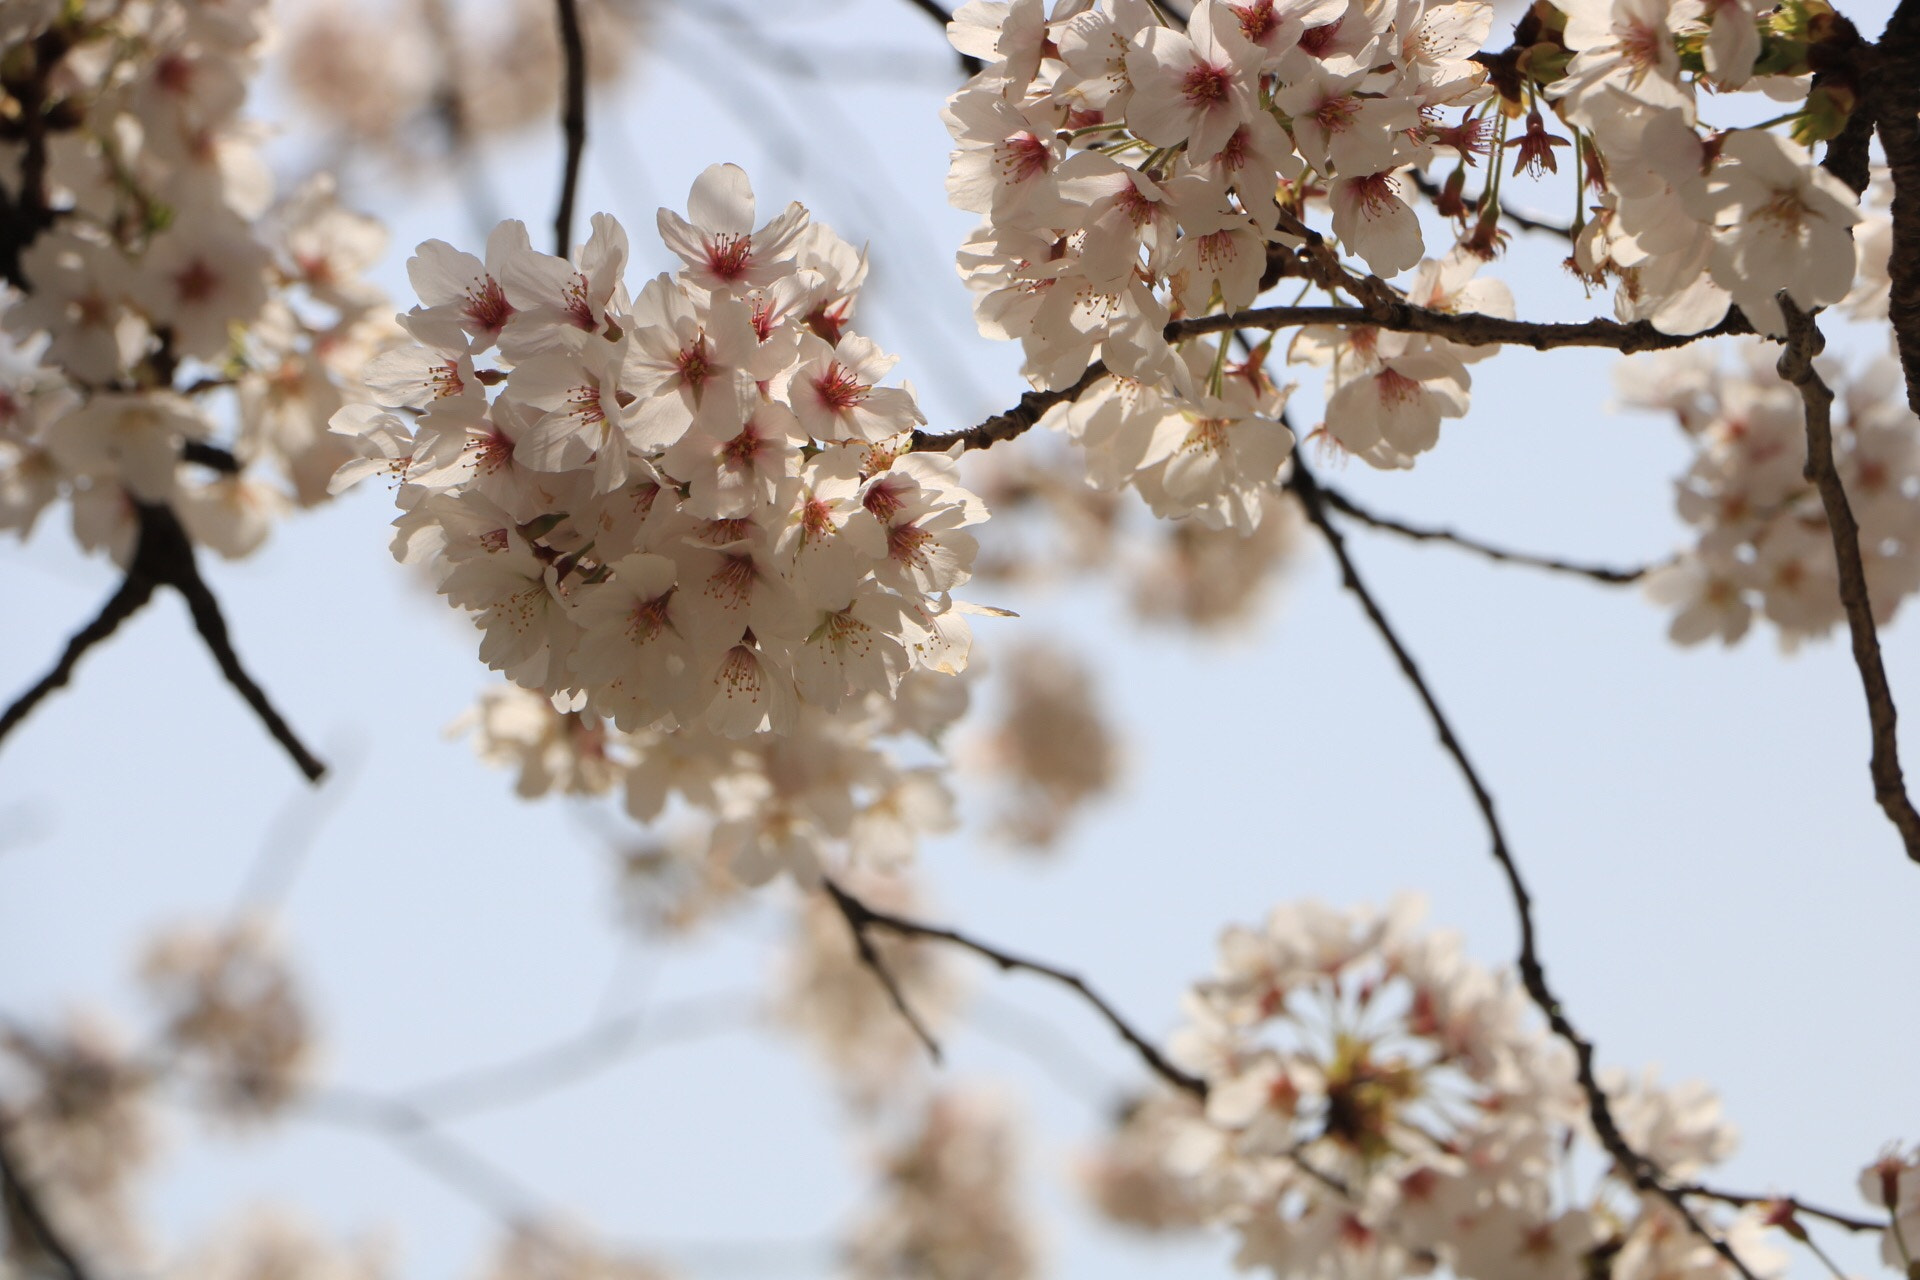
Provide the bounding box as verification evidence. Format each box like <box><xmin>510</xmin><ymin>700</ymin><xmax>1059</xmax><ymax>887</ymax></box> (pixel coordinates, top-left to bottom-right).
<box><xmin>1775</xmin><ymin>300</ymin><xmax>1920</xmax><ymax>864</ymax></box>
<box><xmin>1407</xmin><ymin>169</ymin><xmax>1574</xmax><ymax>240</ymax></box>
<box><xmin>551</xmin><ymin>0</ymin><xmax>588</xmax><ymax>258</ymax></box>
<box><xmin>909</xmin><ymin>361</ymin><xmax>1110</xmax><ymax>455</ymax></box>
<box><xmin>820</xmin><ymin>879</ymin><xmax>945</xmax><ymax>1063</ymax></box>
<box><xmin>0</xmin><ymin>503</ymin><xmax>326</xmax><ymax>781</ymax></box>
<box><xmin>821</xmin><ymin>878</ymin><xmax>1208</xmax><ymax>1099</ymax></box>
<box><xmin>394</xmin><ymin>993</ymin><xmax>762</xmax><ymax>1122</ymax></box>
<box><xmin>1285</xmin><ymin>456</ymin><xmax>1759</xmax><ymax>1280</ymax></box>
<box><xmin>1676</xmin><ymin>1183</ymin><xmax>1885</xmax><ymax>1235</ymax></box>
<box><xmin>1316</xmin><ymin>484</ymin><xmax>1659</xmax><ymax>585</ymax></box>
<box><xmin>897</xmin><ymin>0</ymin><xmax>985</xmax><ymax>76</ymax></box>
<box><xmin>0</xmin><ymin>1118</ymin><xmax>94</xmax><ymax>1280</ymax></box>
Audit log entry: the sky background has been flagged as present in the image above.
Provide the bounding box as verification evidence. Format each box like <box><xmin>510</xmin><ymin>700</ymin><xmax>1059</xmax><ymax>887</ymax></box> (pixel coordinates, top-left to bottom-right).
<box><xmin>1</xmin><ymin>0</ymin><xmax>1915</xmax><ymax>1276</ymax></box>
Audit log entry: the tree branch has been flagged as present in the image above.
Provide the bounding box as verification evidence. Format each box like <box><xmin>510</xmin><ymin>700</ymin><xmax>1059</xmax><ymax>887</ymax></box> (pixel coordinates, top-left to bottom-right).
<box><xmin>1173</xmin><ymin>301</ymin><xmax>1757</xmax><ymax>353</ymax></box>
<box><xmin>897</xmin><ymin>0</ymin><xmax>985</xmax><ymax>77</ymax></box>
<box><xmin>551</xmin><ymin>0</ymin><xmax>588</xmax><ymax>258</ymax></box>
<box><xmin>909</xmin><ymin>360</ymin><xmax>1110</xmax><ymax>454</ymax></box>
<box><xmin>1775</xmin><ymin>300</ymin><xmax>1920</xmax><ymax>864</ymax></box>
<box><xmin>821</xmin><ymin>877</ymin><xmax>1208</xmax><ymax>1099</ymax></box>
<box><xmin>1315</xmin><ymin>483</ymin><xmax>1659</xmax><ymax>585</ymax></box>
<box><xmin>1284</xmin><ymin>456</ymin><xmax>1760</xmax><ymax>1280</ymax></box>
<box><xmin>1676</xmin><ymin>1183</ymin><xmax>1885</xmax><ymax>1235</ymax></box>
<box><xmin>821</xmin><ymin>878</ymin><xmax>945</xmax><ymax>1063</ymax></box>
<box><xmin>0</xmin><ymin>1118</ymin><xmax>94</xmax><ymax>1280</ymax></box>
<box><xmin>0</xmin><ymin>503</ymin><xmax>325</xmax><ymax>781</ymax></box>
<box><xmin>1873</xmin><ymin>8</ymin><xmax>1920</xmax><ymax>416</ymax></box>
<box><xmin>1407</xmin><ymin>169</ymin><xmax>1574</xmax><ymax>240</ymax></box>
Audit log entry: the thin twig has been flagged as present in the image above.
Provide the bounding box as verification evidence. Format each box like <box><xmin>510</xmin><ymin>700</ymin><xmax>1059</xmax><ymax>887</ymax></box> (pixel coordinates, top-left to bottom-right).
<box><xmin>821</xmin><ymin>878</ymin><xmax>945</xmax><ymax>1063</ymax></box>
<box><xmin>1407</xmin><ymin>169</ymin><xmax>1574</xmax><ymax>240</ymax></box>
<box><xmin>1284</xmin><ymin>456</ymin><xmax>1759</xmax><ymax>1280</ymax></box>
<box><xmin>551</xmin><ymin>0</ymin><xmax>588</xmax><ymax>258</ymax></box>
<box><xmin>821</xmin><ymin>878</ymin><xmax>1208</xmax><ymax>1099</ymax></box>
<box><xmin>1676</xmin><ymin>1183</ymin><xmax>1885</xmax><ymax>1235</ymax></box>
<box><xmin>1776</xmin><ymin>300</ymin><xmax>1920</xmax><ymax>864</ymax></box>
<box><xmin>0</xmin><ymin>1118</ymin><xmax>94</xmax><ymax>1280</ymax></box>
<box><xmin>393</xmin><ymin>993</ymin><xmax>762</xmax><ymax>1122</ymax></box>
<box><xmin>909</xmin><ymin>361</ymin><xmax>1109</xmax><ymax>455</ymax></box>
<box><xmin>1316</xmin><ymin>483</ymin><xmax>1658</xmax><ymax>585</ymax></box>
<box><xmin>0</xmin><ymin>503</ymin><xmax>325</xmax><ymax>781</ymax></box>
<box><xmin>0</xmin><ymin>567</ymin><xmax>158</xmax><ymax>747</ymax></box>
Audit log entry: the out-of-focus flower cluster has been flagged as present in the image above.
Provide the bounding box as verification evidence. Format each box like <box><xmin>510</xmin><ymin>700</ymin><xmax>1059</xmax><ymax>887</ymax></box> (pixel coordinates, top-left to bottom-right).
<box><xmin>847</xmin><ymin>1090</ymin><xmax>1039</xmax><ymax>1280</ymax></box>
<box><xmin>1087</xmin><ymin>898</ymin><xmax>1794</xmax><ymax>1280</ymax></box>
<box><xmin>1624</xmin><ymin>342</ymin><xmax>1920</xmax><ymax>647</ymax></box>
<box><xmin>282</xmin><ymin>0</ymin><xmax>650</xmax><ymax>164</ymax></box>
<box><xmin>337</xmin><ymin>165</ymin><xmax>989</xmax><ymax>884</ymax></box>
<box><xmin>942</xmin><ymin>0</ymin><xmax>1864</xmax><ymax>486</ymax></box>
<box><xmin>0</xmin><ymin>0</ymin><xmax>386</xmax><ymax>561</ymax></box>
<box><xmin>0</xmin><ymin>919</ymin><xmax>316</xmax><ymax>1273</ymax></box>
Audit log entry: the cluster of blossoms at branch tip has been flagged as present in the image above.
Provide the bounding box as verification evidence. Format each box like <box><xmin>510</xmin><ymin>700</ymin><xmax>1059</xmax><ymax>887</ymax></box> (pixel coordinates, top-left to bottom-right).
<box><xmin>942</xmin><ymin>0</ymin><xmax>1863</xmax><ymax>486</ymax></box>
<box><xmin>332</xmin><ymin>171</ymin><xmax>989</xmax><ymax>884</ymax></box>
<box><xmin>1623</xmin><ymin>341</ymin><xmax>1920</xmax><ymax>646</ymax></box>
<box><xmin>1137</xmin><ymin>897</ymin><xmax>1795</xmax><ymax>1280</ymax></box>
<box><xmin>0</xmin><ymin>0</ymin><xmax>387</xmax><ymax>561</ymax></box>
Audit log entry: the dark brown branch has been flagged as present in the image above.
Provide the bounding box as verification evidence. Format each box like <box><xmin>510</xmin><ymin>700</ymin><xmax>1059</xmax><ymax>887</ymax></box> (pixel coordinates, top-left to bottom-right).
<box><xmin>897</xmin><ymin>0</ymin><xmax>985</xmax><ymax>76</ymax></box>
<box><xmin>1776</xmin><ymin>300</ymin><xmax>1920</xmax><ymax>864</ymax></box>
<box><xmin>909</xmin><ymin>360</ymin><xmax>1110</xmax><ymax>454</ymax></box>
<box><xmin>0</xmin><ymin>503</ymin><xmax>325</xmax><ymax>782</ymax></box>
<box><xmin>820</xmin><ymin>879</ymin><xmax>944</xmax><ymax>1063</ymax></box>
<box><xmin>1284</xmin><ymin>456</ymin><xmax>1760</xmax><ymax>1280</ymax></box>
<box><xmin>180</xmin><ymin>439</ymin><xmax>241</xmax><ymax>473</ymax></box>
<box><xmin>1676</xmin><ymin>1183</ymin><xmax>1884</xmax><ymax>1235</ymax></box>
<box><xmin>0</xmin><ymin>1118</ymin><xmax>94</xmax><ymax>1280</ymax></box>
<box><xmin>0</xmin><ymin>564</ymin><xmax>158</xmax><ymax>748</ymax></box>
<box><xmin>1174</xmin><ymin>302</ymin><xmax>1758</xmax><ymax>353</ymax></box>
<box><xmin>1873</xmin><ymin>1</ymin><xmax>1920</xmax><ymax>416</ymax></box>
<box><xmin>551</xmin><ymin>0</ymin><xmax>588</xmax><ymax>259</ymax></box>
<box><xmin>1316</xmin><ymin>484</ymin><xmax>1658</xmax><ymax>585</ymax></box>
<box><xmin>821</xmin><ymin>877</ymin><xmax>1208</xmax><ymax>1099</ymax></box>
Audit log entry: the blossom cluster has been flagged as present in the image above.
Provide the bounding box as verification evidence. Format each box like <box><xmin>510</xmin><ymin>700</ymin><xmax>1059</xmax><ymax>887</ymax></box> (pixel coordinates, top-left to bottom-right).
<box><xmin>1624</xmin><ymin>342</ymin><xmax>1920</xmax><ymax>646</ymax></box>
<box><xmin>335</xmin><ymin>166</ymin><xmax>988</xmax><ymax>882</ymax></box>
<box><xmin>941</xmin><ymin>0</ymin><xmax>1864</xmax><ymax>487</ymax></box>
<box><xmin>1136</xmin><ymin>898</ymin><xmax>1788</xmax><ymax>1280</ymax></box>
<box><xmin>0</xmin><ymin>0</ymin><xmax>386</xmax><ymax>562</ymax></box>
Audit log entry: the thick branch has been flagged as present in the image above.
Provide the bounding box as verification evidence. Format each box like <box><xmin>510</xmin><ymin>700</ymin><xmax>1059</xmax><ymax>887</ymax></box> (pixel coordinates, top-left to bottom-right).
<box><xmin>1776</xmin><ymin>301</ymin><xmax>1920</xmax><ymax>864</ymax></box>
<box><xmin>551</xmin><ymin>0</ymin><xmax>588</xmax><ymax>258</ymax></box>
<box><xmin>1284</xmin><ymin>458</ymin><xmax>1759</xmax><ymax>1280</ymax></box>
<box><xmin>1317</xmin><ymin>484</ymin><xmax>1657</xmax><ymax>585</ymax></box>
<box><xmin>1175</xmin><ymin>302</ymin><xmax>1757</xmax><ymax>353</ymax></box>
<box><xmin>821</xmin><ymin>877</ymin><xmax>1208</xmax><ymax>1099</ymax></box>
<box><xmin>0</xmin><ymin>1119</ymin><xmax>94</xmax><ymax>1280</ymax></box>
<box><xmin>0</xmin><ymin>503</ymin><xmax>325</xmax><ymax>782</ymax></box>
<box><xmin>1873</xmin><ymin>6</ymin><xmax>1920</xmax><ymax>417</ymax></box>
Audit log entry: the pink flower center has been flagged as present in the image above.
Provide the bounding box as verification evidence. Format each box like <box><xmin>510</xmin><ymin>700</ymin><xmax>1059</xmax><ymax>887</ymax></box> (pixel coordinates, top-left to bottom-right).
<box><xmin>997</xmin><ymin>132</ymin><xmax>1053</xmax><ymax>183</ymax></box>
<box><xmin>627</xmin><ymin>592</ymin><xmax>674</xmax><ymax>643</ymax></box>
<box><xmin>465</xmin><ymin>278</ymin><xmax>513</xmax><ymax>334</ymax></box>
<box><xmin>705</xmin><ymin>233</ymin><xmax>754</xmax><ymax>282</ymax></box>
<box><xmin>1299</xmin><ymin>19</ymin><xmax>1343</xmax><ymax>56</ymax></box>
<box><xmin>676</xmin><ymin>340</ymin><xmax>713</xmax><ymax>390</ymax></box>
<box><xmin>812</xmin><ymin>363</ymin><xmax>868</xmax><ymax>413</ymax></box>
<box><xmin>174</xmin><ymin>259</ymin><xmax>220</xmax><ymax>304</ymax></box>
<box><xmin>1181</xmin><ymin>61</ymin><xmax>1233</xmax><ymax>107</ymax></box>
<box><xmin>1231</xmin><ymin>0</ymin><xmax>1279</xmax><ymax>43</ymax></box>
<box><xmin>1375</xmin><ymin>367</ymin><xmax>1423</xmax><ymax>406</ymax></box>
